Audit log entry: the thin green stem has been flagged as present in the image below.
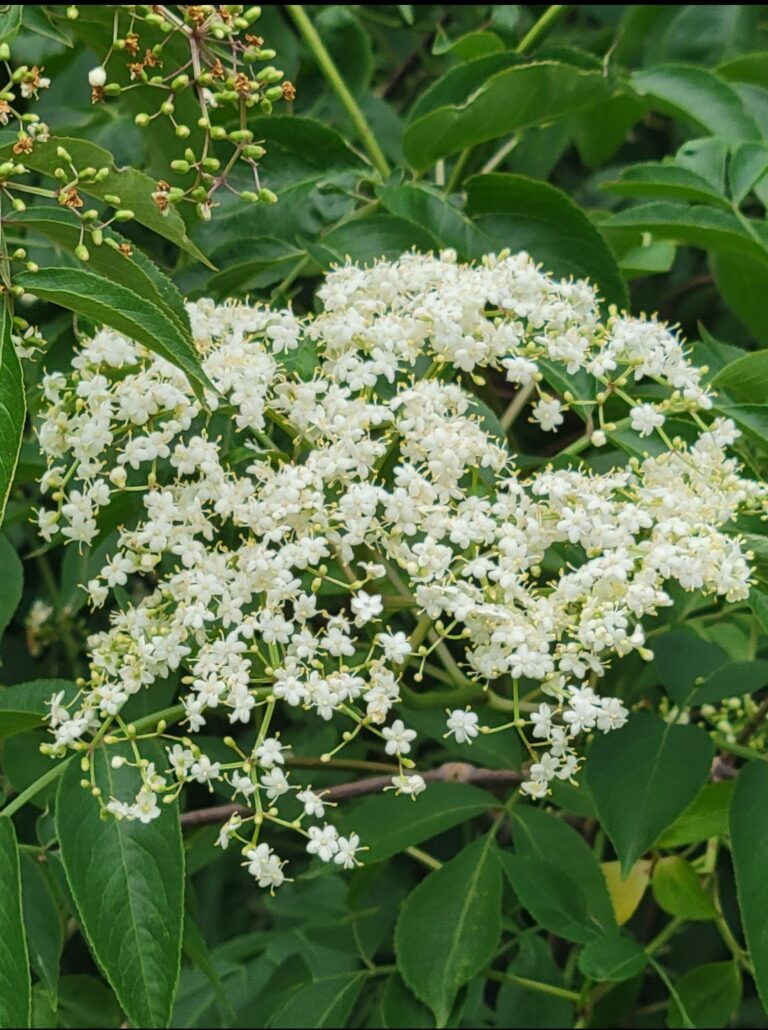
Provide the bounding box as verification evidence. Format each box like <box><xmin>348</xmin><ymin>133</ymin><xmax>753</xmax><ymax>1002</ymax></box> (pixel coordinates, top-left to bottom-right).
<box><xmin>486</xmin><ymin>969</ymin><xmax>580</xmax><ymax>1004</ymax></box>
<box><xmin>711</xmin><ymin>735</ymin><xmax>768</xmax><ymax>763</ymax></box>
<box><xmin>445</xmin><ymin>147</ymin><xmax>472</xmax><ymax>193</ymax></box>
<box><xmin>516</xmin><ymin>5</ymin><xmax>570</xmax><ymax>54</ymax></box>
<box><xmin>406</xmin><ymin>845</ymin><xmax>443</xmax><ymax>870</ymax></box>
<box><xmin>286</xmin><ymin>6</ymin><xmax>391</xmax><ymax>179</ymax></box>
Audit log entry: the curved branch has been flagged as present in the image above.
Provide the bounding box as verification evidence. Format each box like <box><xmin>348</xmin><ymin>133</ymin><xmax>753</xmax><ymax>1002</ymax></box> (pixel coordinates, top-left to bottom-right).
<box><xmin>180</xmin><ymin>761</ymin><xmax>525</xmax><ymax>828</ymax></box>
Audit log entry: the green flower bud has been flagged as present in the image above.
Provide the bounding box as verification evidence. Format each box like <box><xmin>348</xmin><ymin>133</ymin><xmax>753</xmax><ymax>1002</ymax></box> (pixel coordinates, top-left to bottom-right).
<box><xmin>160</xmin><ymin>100</ymin><xmax>175</xmax><ymax>116</ymax></box>
<box><xmin>113</xmin><ymin>209</ymin><xmax>134</xmax><ymax>222</ymax></box>
<box><xmin>175</xmin><ymin>124</ymin><xmax>191</xmax><ymax>139</ymax></box>
<box><xmin>25</xmin><ymin>261</ymin><xmax>38</xmax><ymax>272</ymax></box>
<box><xmin>104</xmin><ymin>82</ymin><xmax>121</xmax><ymax>96</ymax></box>
<box><xmin>75</xmin><ymin>244</ymin><xmax>90</xmax><ymax>262</ymax></box>
<box><xmin>256</xmin><ymin>65</ymin><xmax>283</xmax><ymax>84</ymax></box>
<box><xmin>241</xmin><ymin>190</ymin><xmax>259</xmax><ymax>202</ymax></box>
<box><xmin>91</xmin><ymin>228</ymin><xmax>103</xmax><ymax>246</ymax></box>
<box><xmin>259</xmin><ymin>98</ymin><xmax>272</xmax><ymax>115</ymax></box>
<box><xmin>171</xmin><ymin>74</ymin><xmax>190</xmax><ymax>93</ymax></box>
<box><xmin>11</xmin><ymin>197</ymin><xmax>25</xmax><ymax>212</ymax></box>
<box><xmin>56</xmin><ymin>146</ymin><xmax>72</xmax><ymax>162</ymax></box>
<box><xmin>0</xmin><ymin>44</ymin><xmax>11</xmax><ymax>61</ymax></box>
<box><xmin>264</xmin><ymin>85</ymin><xmax>283</xmax><ymax>102</ymax></box>
<box><xmin>0</xmin><ymin>161</ymin><xmax>15</xmax><ymax>177</ymax></box>
<box><xmin>134</xmin><ymin>112</ymin><xmax>151</xmax><ymax>127</ymax></box>
<box><xmin>104</xmin><ymin>194</ymin><xmax>121</xmax><ymax>205</ymax></box>
<box><xmin>229</xmin><ymin>129</ymin><xmax>253</xmax><ymax>143</ymax></box>
<box><xmin>258</xmin><ymin>187</ymin><xmax>277</xmax><ymax>204</ymax></box>
<box><xmin>201</xmin><ymin>157</ymin><xmax>220</xmax><ymax>171</ymax></box>
<box><xmin>245</xmin><ymin>6</ymin><xmax>262</xmax><ymax>22</ymax></box>
<box><xmin>210</xmin><ymin>125</ymin><xmax>227</xmax><ymax>140</ymax></box>
<box><xmin>244</xmin><ymin>144</ymin><xmax>267</xmax><ymax>160</ymax></box>
<box><xmin>170</xmin><ymin>159</ymin><xmax>191</xmax><ymax>174</ymax></box>
<box><xmin>67</xmin><ymin>5</ymin><xmax>79</xmax><ymax>18</ymax></box>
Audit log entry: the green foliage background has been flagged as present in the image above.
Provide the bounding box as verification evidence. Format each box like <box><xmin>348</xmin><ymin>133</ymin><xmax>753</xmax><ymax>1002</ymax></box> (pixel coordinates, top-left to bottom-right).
<box><xmin>2</xmin><ymin>5</ymin><xmax>768</xmax><ymax>1029</ymax></box>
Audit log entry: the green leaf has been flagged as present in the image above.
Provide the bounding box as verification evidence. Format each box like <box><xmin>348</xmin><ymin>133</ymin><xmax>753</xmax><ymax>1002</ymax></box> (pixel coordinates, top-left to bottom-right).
<box><xmin>676</xmin><ymin>137</ymin><xmax>729</xmax><ymax>192</ymax></box>
<box><xmin>55</xmin><ymin>975</ymin><xmax>122</xmax><ymax>1029</ymax></box>
<box><xmin>494</xmin><ymin>932</ymin><xmax>574</xmax><ymax>1027</ymax></box>
<box><xmin>395</xmin><ymin>835</ymin><xmax>501</xmax><ymax>1027</ymax></box>
<box><xmin>728</xmin><ymin>142</ymin><xmax>768</xmax><ymax>205</ymax></box>
<box><xmin>376</xmin><ymin>180</ymin><xmax>489</xmax><ymax>256</ymax></box>
<box><xmin>342</xmin><ymin>782</ymin><xmax>495</xmax><ymax>864</ymax></box>
<box><xmin>7</xmin><ymin>207</ymin><xmax>190</xmax><ymax>334</ymax></box>
<box><xmin>268</xmin><ymin>971</ymin><xmax>368</xmax><ymax>1029</ymax></box>
<box><xmin>21</xmin><ymin>854</ymin><xmax>63</xmax><ymax>1005</ymax></box>
<box><xmin>0</xmin><ymin>680</ymin><xmax>77</xmax><ymax>740</ymax></box>
<box><xmin>631</xmin><ymin>64</ymin><xmax>759</xmax><ymax>142</ymax></box>
<box><xmin>380</xmin><ymin>975</ymin><xmax>434</xmax><ymax>1029</ymax></box>
<box><xmin>667</xmin><ymin>961</ymin><xmax>741</xmax><ymax>1029</ymax></box>
<box><xmin>205</xmin><ymin>237</ymin><xmax>305</xmax><ymax>297</ymax></box>
<box><xmin>15</xmin><ymin>268</ymin><xmax>211</xmax><ymax>401</ymax></box>
<box><xmin>404</xmin><ymin>60</ymin><xmax>610</xmax><ymax>169</ymax></box>
<box><xmin>0</xmin><ymin>531</ymin><xmax>22</xmax><ymax>641</ymax></box>
<box><xmin>501</xmin><ymin>852</ymin><xmax>603</xmax><ymax>944</ymax></box>
<box><xmin>603</xmin><ymin>163</ymin><xmax>730</xmax><ymax>208</ymax></box>
<box><xmin>574</xmin><ymin>92</ymin><xmax>646</xmax><ymax>168</ymax></box>
<box><xmin>730</xmin><ymin>761</ymin><xmax>768</xmax><ymax>1015</ymax></box>
<box><xmin>587</xmin><ymin>712</ymin><xmax>714</xmax><ymax>876</ymax></box>
<box><xmin>651</xmin><ymin>856</ymin><xmax>717</xmax><ymax>921</ymax></box>
<box><xmin>465</xmin><ymin>174</ymin><xmax>628</xmax><ymax>310</ymax></box>
<box><xmin>711</xmin><ymin>251</ymin><xmax>768</xmax><ymax>347</ymax></box>
<box><xmin>718</xmin><ymin>51</ymin><xmax>768</xmax><ymax>88</ymax></box>
<box><xmin>511</xmin><ymin>807</ymin><xmax>616</xmax><ymax>934</ymax></box>
<box><xmin>655</xmin><ymin>781</ymin><xmax>734</xmax><ymax>847</ymax></box>
<box><xmin>712</xmin><ymin>349</ymin><xmax>768</xmax><ymax>403</ymax></box>
<box><xmin>0</xmin><ymin>6</ymin><xmax>22</xmax><ymax>46</ymax></box>
<box><xmin>603</xmin><ymin>202</ymin><xmax>768</xmax><ymax>263</ymax></box>
<box><xmin>0</xmin><ymin>303</ymin><xmax>25</xmax><ymax>527</ymax></box>
<box><xmin>657</xmin><ymin>6</ymin><xmax>757</xmax><ymax>66</ymax></box>
<box><xmin>653</xmin><ymin>629</ymin><xmax>768</xmax><ymax>707</ymax></box>
<box><xmin>578</xmin><ymin>932</ymin><xmax>646</xmax><ymax>983</ymax></box>
<box><xmin>0</xmin><ymin>137</ymin><xmax>209</xmax><ymax>266</ymax></box>
<box><xmin>56</xmin><ymin>745</ymin><xmax>184</xmax><ymax>1028</ymax></box>
<box><xmin>0</xmin><ymin>818</ymin><xmax>31</xmax><ymax>1028</ymax></box>
<box><xmin>321</xmin><ymin>215</ymin><xmax>440</xmax><ymax>265</ymax></box>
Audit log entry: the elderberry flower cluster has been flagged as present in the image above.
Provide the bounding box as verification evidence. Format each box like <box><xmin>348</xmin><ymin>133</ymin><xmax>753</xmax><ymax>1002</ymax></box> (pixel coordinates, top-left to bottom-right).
<box><xmin>35</xmin><ymin>250</ymin><xmax>764</xmax><ymax>887</ymax></box>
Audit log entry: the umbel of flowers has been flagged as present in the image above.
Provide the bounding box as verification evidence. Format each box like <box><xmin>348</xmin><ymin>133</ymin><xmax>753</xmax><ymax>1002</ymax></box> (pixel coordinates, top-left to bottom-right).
<box><xmin>35</xmin><ymin>250</ymin><xmax>764</xmax><ymax>890</ymax></box>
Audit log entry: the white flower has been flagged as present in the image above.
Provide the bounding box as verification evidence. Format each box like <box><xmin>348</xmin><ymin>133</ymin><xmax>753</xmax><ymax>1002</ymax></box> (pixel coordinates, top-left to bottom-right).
<box><xmin>382</xmin><ymin>718</ymin><xmax>417</xmax><ymax>756</ymax></box>
<box><xmin>297</xmin><ymin>788</ymin><xmax>327</xmax><ymax>819</ymax></box>
<box><xmin>306</xmin><ymin>823</ymin><xmax>339</xmax><ymax>862</ymax></box>
<box><xmin>630</xmin><ymin>403</ymin><xmax>665</xmax><ymax>438</ymax></box>
<box><xmin>350</xmin><ymin>592</ymin><xmax>383</xmax><ymax>626</ymax></box>
<box><xmin>255</xmin><ymin>737</ymin><xmax>287</xmax><ymax>768</ymax></box>
<box><xmin>378</xmin><ymin>631</ymin><xmax>411</xmax><ymax>664</ymax></box>
<box><xmin>130</xmin><ymin>787</ymin><xmax>160</xmax><ymax>824</ymax></box>
<box><xmin>531</xmin><ymin>396</ymin><xmax>564</xmax><ymax>432</ymax></box>
<box><xmin>260</xmin><ymin>767</ymin><xmax>290</xmax><ymax>801</ymax></box>
<box><xmin>387</xmin><ymin>774</ymin><xmax>427</xmax><ymax>797</ymax></box>
<box><xmin>190</xmin><ymin>755</ymin><xmax>221</xmax><ymax>785</ymax></box>
<box><xmin>445</xmin><ymin>708</ymin><xmax>479</xmax><ymax>744</ymax></box>
<box><xmin>334</xmin><ymin>833</ymin><xmax>362</xmax><ymax>869</ymax></box>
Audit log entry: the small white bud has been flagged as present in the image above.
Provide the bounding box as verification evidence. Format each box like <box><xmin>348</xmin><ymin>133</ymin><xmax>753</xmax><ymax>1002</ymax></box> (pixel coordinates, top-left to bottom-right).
<box><xmin>88</xmin><ymin>67</ymin><xmax>107</xmax><ymax>89</ymax></box>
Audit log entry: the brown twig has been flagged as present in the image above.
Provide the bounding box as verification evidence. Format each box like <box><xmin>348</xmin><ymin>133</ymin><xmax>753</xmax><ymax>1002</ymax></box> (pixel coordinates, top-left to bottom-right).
<box><xmin>180</xmin><ymin>761</ymin><xmax>525</xmax><ymax>828</ymax></box>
